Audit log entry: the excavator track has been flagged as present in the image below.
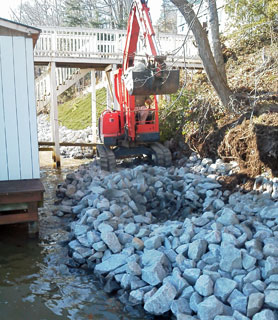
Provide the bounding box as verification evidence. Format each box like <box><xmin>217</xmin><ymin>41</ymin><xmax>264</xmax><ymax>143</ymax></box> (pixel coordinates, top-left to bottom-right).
<box><xmin>150</xmin><ymin>142</ymin><xmax>172</xmax><ymax>167</ymax></box>
<box><xmin>97</xmin><ymin>144</ymin><xmax>116</xmax><ymax>171</ymax></box>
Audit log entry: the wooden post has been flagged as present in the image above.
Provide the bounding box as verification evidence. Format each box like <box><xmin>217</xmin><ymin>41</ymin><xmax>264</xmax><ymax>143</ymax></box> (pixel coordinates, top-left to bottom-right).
<box><xmin>28</xmin><ymin>203</ymin><xmax>39</xmax><ymax>237</ymax></box>
<box><xmin>50</xmin><ymin>62</ymin><xmax>61</xmax><ymax>168</ymax></box>
<box><xmin>91</xmin><ymin>69</ymin><xmax>97</xmax><ymax>144</ymax></box>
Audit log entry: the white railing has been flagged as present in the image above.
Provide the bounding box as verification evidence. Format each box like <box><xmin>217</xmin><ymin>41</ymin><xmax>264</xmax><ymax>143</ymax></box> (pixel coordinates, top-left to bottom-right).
<box><xmin>34</xmin><ymin>27</ymin><xmax>201</xmax><ymax>109</ymax></box>
<box><xmin>34</xmin><ymin>26</ymin><xmax>200</xmax><ymax>63</ymax></box>
<box><xmin>35</xmin><ymin>67</ymin><xmax>80</xmax><ymax>102</ymax></box>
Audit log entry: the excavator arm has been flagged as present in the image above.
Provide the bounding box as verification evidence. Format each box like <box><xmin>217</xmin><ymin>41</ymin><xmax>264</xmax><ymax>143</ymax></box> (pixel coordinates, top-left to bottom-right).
<box><xmin>123</xmin><ymin>0</ymin><xmax>159</xmax><ymax>71</ymax></box>
<box><xmin>97</xmin><ymin>0</ymin><xmax>179</xmax><ymax>168</ymax></box>
<box><xmin>114</xmin><ymin>0</ymin><xmax>179</xmax><ymax>141</ymax></box>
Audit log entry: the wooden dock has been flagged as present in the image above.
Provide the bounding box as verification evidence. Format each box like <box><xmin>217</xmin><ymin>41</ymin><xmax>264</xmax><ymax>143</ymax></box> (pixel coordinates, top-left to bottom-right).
<box><xmin>0</xmin><ymin>179</ymin><xmax>44</xmax><ymax>233</ymax></box>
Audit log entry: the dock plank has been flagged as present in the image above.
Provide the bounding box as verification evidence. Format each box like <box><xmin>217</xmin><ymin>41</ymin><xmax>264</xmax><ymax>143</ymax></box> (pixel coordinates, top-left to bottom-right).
<box><xmin>0</xmin><ymin>179</ymin><xmax>44</xmax><ymax>195</ymax></box>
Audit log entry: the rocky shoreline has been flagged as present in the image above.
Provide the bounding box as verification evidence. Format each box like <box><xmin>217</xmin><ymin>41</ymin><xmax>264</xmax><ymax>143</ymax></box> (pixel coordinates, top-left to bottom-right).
<box><xmin>38</xmin><ymin>114</ymin><xmax>94</xmax><ymax>159</ymax></box>
<box><xmin>54</xmin><ymin>153</ymin><xmax>278</xmax><ymax>319</ymax></box>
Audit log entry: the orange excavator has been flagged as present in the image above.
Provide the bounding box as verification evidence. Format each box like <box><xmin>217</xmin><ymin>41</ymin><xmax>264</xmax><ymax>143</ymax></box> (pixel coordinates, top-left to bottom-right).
<box><xmin>97</xmin><ymin>0</ymin><xmax>180</xmax><ymax>170</ymax></box>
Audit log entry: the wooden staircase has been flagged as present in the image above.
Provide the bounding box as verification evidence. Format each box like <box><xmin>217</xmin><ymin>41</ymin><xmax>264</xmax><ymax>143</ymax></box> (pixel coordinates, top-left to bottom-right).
<box><xmin>36</xmin><ymin>67</ymin><xmax>91</xmax><ymax>112</ymax></box>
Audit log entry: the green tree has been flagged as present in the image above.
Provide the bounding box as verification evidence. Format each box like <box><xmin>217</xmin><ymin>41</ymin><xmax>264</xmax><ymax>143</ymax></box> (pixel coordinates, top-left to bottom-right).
<box><xmin>63</xmin><ymin>0</ymin><xmax>84</xmax><ymax>26</ymax></box>
<box><xmin>157</xmin><ymin>0</ymin><xmax>178</xmax><ymax>33</ymax></box>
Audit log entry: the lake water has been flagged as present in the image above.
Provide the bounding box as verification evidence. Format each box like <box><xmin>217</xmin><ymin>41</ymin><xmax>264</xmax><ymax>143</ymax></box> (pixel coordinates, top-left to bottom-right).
<box><xmin>0</xmin><ymin>164</ymin><xmax>153</xmax><ymax>320</ymax></box>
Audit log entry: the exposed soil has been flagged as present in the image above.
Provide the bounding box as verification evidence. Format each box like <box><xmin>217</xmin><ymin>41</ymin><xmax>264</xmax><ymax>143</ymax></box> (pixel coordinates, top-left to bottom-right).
<box><xmin>180</xmin><ymin>37</ymin><xmax>278</xmax><ymax>186</ymax></box>
<box><xmin>188</xmin><ymin>112</ymin><xmax>278</xmax><ymax>181</ymax></box>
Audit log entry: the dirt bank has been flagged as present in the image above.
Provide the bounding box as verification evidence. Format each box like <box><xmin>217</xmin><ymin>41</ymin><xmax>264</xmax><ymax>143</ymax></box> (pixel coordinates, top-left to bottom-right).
<box><xmin>188</xmin><ymin>112</ymin><xmax>278</xmax><ymax>181</ymax></box>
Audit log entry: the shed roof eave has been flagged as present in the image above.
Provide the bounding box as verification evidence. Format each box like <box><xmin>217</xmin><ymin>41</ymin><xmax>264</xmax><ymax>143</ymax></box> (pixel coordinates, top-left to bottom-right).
<box><xmin>0</xmin><ymin>17</ymin><xmax>41</xmax><ymax>45</ymax></box>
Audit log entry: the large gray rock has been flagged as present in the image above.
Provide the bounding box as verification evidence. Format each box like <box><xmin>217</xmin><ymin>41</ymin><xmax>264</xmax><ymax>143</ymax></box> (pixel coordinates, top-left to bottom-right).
<box><xmin>101</xmin><ymin>231</ymin><xmax>122</xmax><ymax>253</ymax></box>
<box><xmin>110</xmin><ymin>203</ymin><xmax>122</xmax><ymax>216</ymax></box>
<box><xmin>263</xmin><ymin>242</ymin><xmax>278</xmax><ymax>257</ymax></box>
<box><xmin>205</xmin><ymin>230</ymin><xmax>222</xmax><ymax>244</ymax></box>
<box><xmin>242</xmin><ymin>283</ymin><xmax>259</xmax><ymax>296</ymax></box>
<box><xmin>130</xmin><ymin>277</ymin><xmax>146</xmax><ymax>290</ymax></box>
<box><xmin>200</xmin><ymin>182</ymin><xmax>222</xmax><ymax>190</ymax></box>
<box><xmin>183</xmin><ymin>268</ymin><xmax>201</xmax><ymax>285</ymax></box>
<box><xmin>171</xmin><ymin>298</ymin><xmax>192</xmax><ymax>316</ymax></box>
<box><xmin>97</xmin><ymin>211</ymin><xmax>112</xmax><ymax>222</ymax></box>
<box><xmin>188</xmin><ymin>240</ymin><xmax>208</xmax><ymax>261</ymax></box>
<box><xmin>195</xmin><ymin>275</ymin><xmax>213</xmax><ymax>297</ymax></box>
<box><xmin>144</xmin><ymin>236</ymin><xmax>162</xmax><ymax>250</ymax></box>
<box><xmin>181</xmin><ymin>286</ymin><xmax>195</xmax><ymax>299</ymax></box>
<box><xmin>243</xmin><ymin>268</ymin><xmax>261</xmax><ymax>283</ymax></box>
<box><xmin>220</xmin><ymin>245</ymin><xmax>242</xmax><ymax>272</ymax></box>
<box><xmin>189</xmin><ymin>292</ymin><xmax>203</xmax><ymax>313</ymax></box>
<box><xmin>227</xmin><ymin>289</ymin><xmax>247</xmax><ymax>315</ymax></box>
<box><xmin>132</xmin><ymin>237</ymin><xmax>144</xmax><ymax>251</ymax></box>
<box><xmin>264</xmin><ymin>256</ymin><xmax>278</xmax><ymax>278</ymax></box>
<box><xmin>245</xmin><ymin>239</ymin><xmax>263</xmax><ymax>260</ymax></box>
<box><xmin>87</xmin><ymin>230</ymin><xmax>101</xmax><ymax>246</ymax></box>
<box><xmin>142</xmin><ymin>262</ymin><xmax>167</xmax><ymax>286</ymax></box>
<box><xmin>129</xmin><ymin>289</ymin><xmax>144</xmax><ymax>305</ymax></box>
<box><xmin>120</xmin><ymin>274</ymin><xmax>140</xmax><ymax>290</ymax></box>
<box><xmin>143</xmin><ymin>287</ymin><xmax>157</xmax><ymax>303</ymax></box>
<box><xmin>214</xmin><ymin>277</ymin><xmax>238</xmax><ymax>302</ymax></box>
<box><xmin>117</xmin><ymin>232</ymin><xmax>133</xmax><ymax>245</ymax></box>
<box><xmin>73</xmin><ymin>224</ymin><xmax>89</xmax><ymax>236</ymax></box>
<box><xmin>217</xmin><ymin>208</ymin><xmax>239</xmax><ymax>226</ymax></box>
<box><xmin>233</xmin><ymin>310</ymin><xmax>249</xmax><ymax>320</ymax></box>
<box><xmin>92</xmin><ymin>241</ymin><xmax>107</xmax><ymax>252</ymax></box>
<box><xmin>144</xmin><ymin>282</ymin><xmax>177</xmax><ymax>315</ymax></box>
<box><xmin>177</xmin><ymin>315</ymin><xmax>198</xmax><ymax>320</ymax></box>
<box><xmin>96</xmin><ymin>198</ymin><xmax>110</xmax><ymax>211</ymax></box>
<box><xmin>94</xmin><ymin>253</ymin><xmax>127</xmax><ymax>274</ymax></box>
<box><xmin>197</xmin><ymin>295</ymin><xmax>224</xmax><ymax>320</ymax></box>
<box><xmin>253</xmin><ymin>309</ymin><xmax>276</xmax><ymax>320</ymax></box>
<box><xmin>247</xmin><ymin>292</ymin><xmax>264</xmax><ymax>317</ymax></box>
<box><xmin>141</xmin><ymin>249</ymin><xmax>168</xmax><ymax>266</ymax></box>
<box><xmin>163</xmin><ymin>268</ymin><xmax>189</xmax><ymax>295</ymax></box>
<box><xmin>127</xmin><ymin>260</ymin><xmax>142</xmax><ymax>276</ymax></box>
<box><xmin>242</xmin><ymin>252</ymin><xmax>256</xmax><ymax>270</ymax></box>
<box><xmin>124</xmin><ymin>223</ymin><xmax>138</xmax><ymax>235</ymax></box>
<box><xmin>97</xmin><ymin>223</ymin><xmax>114</xmax><ymax>233</ymax></box>
<box><xmin>252</xmin><ymin>280</ymin><xmax>266</xmax><ymax>292</ymax></box>
<box><xmin>260</xmin><ymin>206</ymin><xmax>278</xmax><ymax>219</ymax></box>
<box><xmin>264</xmin><ymin>290</ymin><xmax>278</xmax><ymax>308</ymax></box>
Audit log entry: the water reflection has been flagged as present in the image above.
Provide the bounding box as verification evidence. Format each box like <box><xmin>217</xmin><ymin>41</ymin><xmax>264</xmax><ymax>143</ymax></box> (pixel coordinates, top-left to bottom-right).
<box><xmin>0</xmin><ymin>163</ymin><xmax>151</xmax><ymax>320</ymax></box>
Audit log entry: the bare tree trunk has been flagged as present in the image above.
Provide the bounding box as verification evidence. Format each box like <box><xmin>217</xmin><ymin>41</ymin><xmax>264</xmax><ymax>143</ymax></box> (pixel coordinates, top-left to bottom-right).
<box><xmin>206</xmin><ymin>0</ymin><xmax>227</xmax><ymax>84</ymax></box>
<box><xmin>170</xmin><ymin>0</ymin><xmax>233</xmax><ymax>110</ymax></box>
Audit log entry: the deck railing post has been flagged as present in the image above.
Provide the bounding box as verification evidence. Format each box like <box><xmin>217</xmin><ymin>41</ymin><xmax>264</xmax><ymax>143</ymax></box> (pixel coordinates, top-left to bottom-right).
<box><xmin>91</xmin><ymin>69</ymin><xmax>97</xmax><ymax>144</ymax></box>
<box><xmin>51</xmin><ymin>30</ymin><xmax>57</xmax><ymax>57</ymax></box>
<box><xmin>50</xmin><ymin>61</ymin><xmax>61</xmax><ymax>168</ymax></box>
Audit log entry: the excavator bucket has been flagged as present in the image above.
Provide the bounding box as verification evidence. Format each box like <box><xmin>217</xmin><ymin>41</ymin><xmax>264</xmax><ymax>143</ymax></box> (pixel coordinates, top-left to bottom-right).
<box><xmin>125</xmin><ymin>68</ymin><xmax>180</xmax><ymax>96</ymax></box>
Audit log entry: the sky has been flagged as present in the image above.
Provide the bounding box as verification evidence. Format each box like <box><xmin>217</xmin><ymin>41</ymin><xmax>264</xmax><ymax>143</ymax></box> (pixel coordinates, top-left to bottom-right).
<box><xmin>0</xmin><ymin>0</ymin><xmax>21</xmax><ymax>19</ymax></box>
<box><xmin>149</xmin><ymin>0</ymin><xmax>163</xmax><ymax>24</ymax></box>
<box><xmin>0</xmin><ymin>0</ymin><xmax>162</xmax><ymax>23</ymax></box>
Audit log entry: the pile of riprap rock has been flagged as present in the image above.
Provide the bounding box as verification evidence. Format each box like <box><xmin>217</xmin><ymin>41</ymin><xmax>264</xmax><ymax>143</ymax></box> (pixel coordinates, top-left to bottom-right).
<box><xmin>55</xmin><ymin>156</ymin><xmax>278</xmax><ymax>320</ymax></box>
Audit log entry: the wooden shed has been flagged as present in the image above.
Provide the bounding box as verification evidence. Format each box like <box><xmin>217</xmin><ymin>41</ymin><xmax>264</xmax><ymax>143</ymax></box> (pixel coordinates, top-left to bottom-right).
<box><xmin>0</xmin><ymin>18</ymin><xmax>44</xmax><ymax>233</ymax></box>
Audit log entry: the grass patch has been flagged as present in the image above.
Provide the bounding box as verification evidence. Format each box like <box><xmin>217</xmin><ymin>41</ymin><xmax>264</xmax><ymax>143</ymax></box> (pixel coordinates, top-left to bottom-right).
<box><xmin>58</xmin><ymin>88</ymin><xmax>107</xmax><ymax>130</ymax></box>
